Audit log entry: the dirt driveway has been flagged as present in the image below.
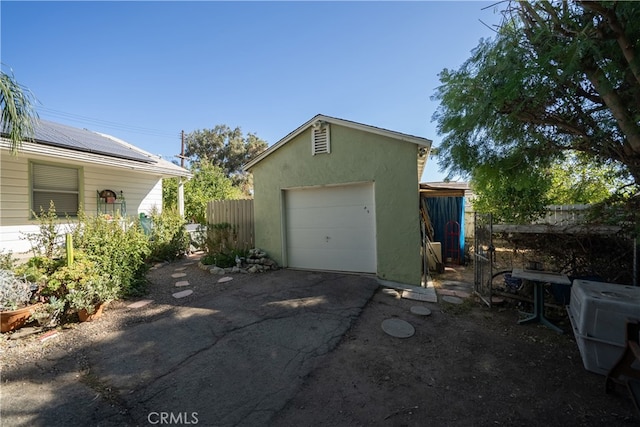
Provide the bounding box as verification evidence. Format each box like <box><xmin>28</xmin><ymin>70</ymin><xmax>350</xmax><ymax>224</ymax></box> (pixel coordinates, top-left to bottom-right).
<box><xmin>1</xmin><ymin>257</ymin><xmax>638</xmax><ymax>426</ymax></box>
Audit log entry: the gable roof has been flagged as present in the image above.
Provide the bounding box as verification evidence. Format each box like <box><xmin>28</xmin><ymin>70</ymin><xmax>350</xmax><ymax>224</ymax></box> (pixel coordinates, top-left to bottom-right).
<box><xmin>1</xmin><ymin>119</ymin><xmax>190</xmax><ymax>178</ymax></box>
<box><xmin>244</xmin><ymin>114</ymin><xmax>432</xmax><ymax>177</ymax></box>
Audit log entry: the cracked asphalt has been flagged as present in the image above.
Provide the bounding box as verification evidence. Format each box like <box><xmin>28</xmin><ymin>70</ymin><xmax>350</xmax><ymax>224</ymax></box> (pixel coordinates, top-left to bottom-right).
<box><xmin>0</xmin><ymin>257</ymin><xmax>379</xmax><ymax>426</ymax></box>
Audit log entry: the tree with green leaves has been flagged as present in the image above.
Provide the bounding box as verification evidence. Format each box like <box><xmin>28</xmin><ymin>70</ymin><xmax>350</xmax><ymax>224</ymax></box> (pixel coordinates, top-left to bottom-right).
<box><xmin>163</xmin><ymin>163</ymin><xmax>242</xmax><ymax>224</ymax></box>
<box><xmin>184</xmin><ymin>124</ymin><xmax>267</xmax><ymax>194</ymax></box>
<box><xmin>433</xmin><ymin>1</ymin><xmax>640</xmax><ymax>223</ymax></box>
<box><xmin>0</xmin><ymin>68</ymin><xmax>38</xmax><ymax>154</ymax></box>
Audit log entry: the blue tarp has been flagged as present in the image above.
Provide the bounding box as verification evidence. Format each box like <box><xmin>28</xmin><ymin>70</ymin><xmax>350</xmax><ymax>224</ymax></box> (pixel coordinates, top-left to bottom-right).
<box><xmin>424</xmin><ymin>196</ymin><xmax>465</xmax><ymax>264</ymax></box>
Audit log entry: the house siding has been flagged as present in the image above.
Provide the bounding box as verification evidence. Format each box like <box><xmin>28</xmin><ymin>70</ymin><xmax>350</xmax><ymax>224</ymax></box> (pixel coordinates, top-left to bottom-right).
<box><xmin>0</xmin><ymin>152</ymin><xmax>164</xmax><ymax>254</ymax></box>
<box><xmin>251</xmin><ymin>124</ymin><xmax>421</xmax><ymax>285</ymax></box>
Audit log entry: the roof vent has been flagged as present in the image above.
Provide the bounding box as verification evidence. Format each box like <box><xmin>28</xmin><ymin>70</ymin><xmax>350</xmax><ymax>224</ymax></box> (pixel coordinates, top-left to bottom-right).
<box><xmin>312</xmin><ymin>121</ymin><xmax>330</xmax><ymax>155</ymax></box>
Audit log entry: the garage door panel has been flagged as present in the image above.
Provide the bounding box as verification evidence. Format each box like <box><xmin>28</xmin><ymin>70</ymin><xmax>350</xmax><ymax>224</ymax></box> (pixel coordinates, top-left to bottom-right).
<box><xmin>288</xmin><ymin>247</ymin><xmax>376</xmax><ymax>273</ymax></box>
<box><xmin>286</xmin><ymin>227</ymin><xmax>374</xmax><ymax>251</ymax></box>
<box><xmin>287</xmin><ymin>205</ymin><xmax>374</xmax><ymax>229</ymax></box>
<box><xmin>287</xmin><ymin>185</ymin><xmax>372</xmax><ymax>209</ymax></box>
<box><xmin>285</xmin><ymin>183</ymin><xmax>376</xmax><ymax>273</ymax></box>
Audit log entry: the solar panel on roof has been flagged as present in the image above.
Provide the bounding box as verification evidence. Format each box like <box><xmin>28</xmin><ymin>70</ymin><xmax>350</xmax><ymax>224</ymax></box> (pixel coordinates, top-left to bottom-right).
<box><xmin>29</xmin><ymin>120</ymin><xmax>155</xmax><ymax>163</ymax></box>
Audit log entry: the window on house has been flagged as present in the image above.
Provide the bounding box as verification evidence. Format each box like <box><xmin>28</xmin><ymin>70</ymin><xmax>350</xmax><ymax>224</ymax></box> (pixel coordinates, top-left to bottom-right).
<box><xmin>312</xmin><ymin>122</ymin><xmax>330</xmax><ymax>155</ymax></box>
<box><xmin>31</xmin><ymin>162</ymin><xmax>80</xmax><ymax>216</ymax></box>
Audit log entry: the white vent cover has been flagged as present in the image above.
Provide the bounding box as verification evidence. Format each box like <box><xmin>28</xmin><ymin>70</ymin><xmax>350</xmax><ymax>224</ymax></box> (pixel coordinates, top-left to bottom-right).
<box><xmin>312</xmin><ymin>122</ymin><xmax>330</xmax><ymax>155</ymax></box>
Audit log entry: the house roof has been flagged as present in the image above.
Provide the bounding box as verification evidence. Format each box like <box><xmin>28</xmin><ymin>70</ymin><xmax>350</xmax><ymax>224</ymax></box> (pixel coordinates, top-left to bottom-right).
<box><xmin>420</xmin><ymin>181</ymin><xmax>471</xmax><ymax>197</ymax></box>
<box><xmin>244</xmin><ymin>114</ymin><xmax>432</xmax><ymax>177</ymax></box>
<box><xmin>31</xmin><ymin>120</ymin><xmax>154</xmax><ymax>163</ymax></box>
<box><xmin>1</xmin><ymin>119</ymin><xmax>190</xmax><ymax>178</ymax></box>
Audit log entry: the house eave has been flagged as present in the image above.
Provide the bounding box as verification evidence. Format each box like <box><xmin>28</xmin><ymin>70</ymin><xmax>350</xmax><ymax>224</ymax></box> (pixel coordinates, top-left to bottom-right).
<box><xmin>1</xmin><ymin>138</ymin><xmax>192</xmax><ymax>178</ymax></box>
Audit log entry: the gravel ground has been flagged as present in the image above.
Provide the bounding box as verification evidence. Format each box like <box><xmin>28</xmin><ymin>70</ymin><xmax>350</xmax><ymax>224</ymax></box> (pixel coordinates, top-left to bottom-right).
<box><xmin>2</xmin><ymin>256</ymin><xmax>639</xmax><ymax>426</ymax></box>
<box><xmin>0</xmin><ymin>257</ymin><xmax>201</xmax><ymax>371</ymax></box>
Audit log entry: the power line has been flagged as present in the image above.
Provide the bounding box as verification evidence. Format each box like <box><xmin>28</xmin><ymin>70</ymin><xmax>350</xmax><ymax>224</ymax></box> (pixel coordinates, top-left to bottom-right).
<box><xmin>37</xmin><ymin>106</ymin><xmax>180</xmax><ymax>139</ymax></box>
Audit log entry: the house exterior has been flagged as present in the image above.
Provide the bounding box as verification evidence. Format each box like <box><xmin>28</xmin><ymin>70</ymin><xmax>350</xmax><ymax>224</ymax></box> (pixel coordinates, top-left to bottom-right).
<box><xmin>0</xmin><ymin>119</ymin><xmax>190</xmax><ymax>254</ymax></box>
<box><xmin>244</xmin><ymin>114</ymin><xmax>432</xmax><ymax>286</ymax></box>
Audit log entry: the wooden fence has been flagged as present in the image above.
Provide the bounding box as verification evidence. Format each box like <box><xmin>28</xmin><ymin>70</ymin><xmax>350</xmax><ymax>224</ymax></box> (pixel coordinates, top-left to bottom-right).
<box><xmin>535</xmin><ymin>204</ymin><xmax>590</xmax><ymax>225</ymax></box>
<box><xmin>206</xmin><ymin>199</ymin><xmax>255</xmax><ymax>249</ymax></box>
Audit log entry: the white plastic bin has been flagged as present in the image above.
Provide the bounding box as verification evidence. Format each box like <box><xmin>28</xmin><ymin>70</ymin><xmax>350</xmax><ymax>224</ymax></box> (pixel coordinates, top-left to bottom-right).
<box><xmin>567</xmin><ymin>280</ymin><xmax>640</xmax><ymax>375</ymax></box>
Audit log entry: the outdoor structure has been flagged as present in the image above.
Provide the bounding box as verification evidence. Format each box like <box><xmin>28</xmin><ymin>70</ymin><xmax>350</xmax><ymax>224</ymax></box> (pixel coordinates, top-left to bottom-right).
<box><xmin>0</xmin><ymin>119</ymin><xmax>191</xmax><ymax>254</ymax></box>
<box><xmin>244</xmin><ymin>114</ymin><xmax>432</xmax><ymax>286</ymax></box>
<box><xmin>420</xmin><ymin>181</ymin><xmax>474</xmax><ymax>265</ymax></box>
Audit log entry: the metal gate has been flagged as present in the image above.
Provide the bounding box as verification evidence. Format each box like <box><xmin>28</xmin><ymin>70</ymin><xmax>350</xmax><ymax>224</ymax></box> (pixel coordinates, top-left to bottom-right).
<box><xmin>474</xmin><ymin>213</ymin><xmax>493</xmax><ymax>307</ymax></box>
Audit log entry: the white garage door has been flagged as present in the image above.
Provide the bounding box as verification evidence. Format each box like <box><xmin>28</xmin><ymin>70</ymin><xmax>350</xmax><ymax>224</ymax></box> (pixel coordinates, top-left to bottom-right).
<box><xmin>285</xmin><ymin>182</ymin><xmax>376</xmax><ymax>273</ymax></box>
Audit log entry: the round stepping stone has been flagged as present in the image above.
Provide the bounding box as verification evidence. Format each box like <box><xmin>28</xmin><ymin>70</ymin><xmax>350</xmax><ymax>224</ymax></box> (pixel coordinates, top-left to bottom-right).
<box><xmin>172</xmin><ymin>289</ymin><xmax>193</xmax><ymax>299</ymax></box>
<box><xmin>175</xmin><ymin>281</ymin><xmax>190</xmax><ymax>287</ymax></box>
<box><xmin>171</xmin><ymin>272</ymin><xmax>187</xmax><ymax>278</ymax></box>
<box><xmin>217</xmin><ymin>276</ymin><xmax>233</xmax><ymax>283</ymax></box>
<box><xmin>410</xmin><ymin>306</ymin><xmax>432</xmax><ymax>316</ymax></box>
<box><xmin>381</xmin><ymin>318</ymin><xmax>415</xmax><ymax>338</ymax></box>
<box><xmin>441</xmin><ymin>295</ymin><xmax>464</xmax><ymax>305</ymax></box>
<box><xmin>382</xmin><ymin>288</ymin><xmax>399</xmax><ymax>297</ymax></box>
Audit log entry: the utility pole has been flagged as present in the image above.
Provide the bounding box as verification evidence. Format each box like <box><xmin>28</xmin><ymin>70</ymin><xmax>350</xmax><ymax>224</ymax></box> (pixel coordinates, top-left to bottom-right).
<box><xmin>178</xmin><ymin>130</ymin><xmax>185</xmax><ymax>219</ymax></box>
<box><xmin>180</xmin><ymin>130</ymin><xmax>185</xmax><ymax>168</ymax></box>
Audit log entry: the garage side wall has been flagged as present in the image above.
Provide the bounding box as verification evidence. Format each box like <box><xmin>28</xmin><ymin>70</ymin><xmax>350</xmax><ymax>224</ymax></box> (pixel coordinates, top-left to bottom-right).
<box><xmin>251</xmin><ymin>124</ymin><xmax>421</xmax><ymax>285</ymax></box>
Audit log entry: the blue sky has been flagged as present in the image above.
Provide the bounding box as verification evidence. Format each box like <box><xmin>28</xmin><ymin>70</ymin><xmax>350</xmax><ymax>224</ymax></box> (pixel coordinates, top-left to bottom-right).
<box><xmin>1</xmin><ymin>1</ymin><xmax>502</xmax><ymax>182</ymax></box>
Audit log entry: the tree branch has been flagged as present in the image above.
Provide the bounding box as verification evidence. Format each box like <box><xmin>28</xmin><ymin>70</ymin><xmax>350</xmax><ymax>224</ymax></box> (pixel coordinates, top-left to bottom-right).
<box><xmin>580</xmin><ymin>1</ymin><xmax>640</xmax><ymax>86</ymax></box>
<box><xmin>584</xmin><ymin>64</ymin><xmax>640</xmax><ymax>154</ymax></box>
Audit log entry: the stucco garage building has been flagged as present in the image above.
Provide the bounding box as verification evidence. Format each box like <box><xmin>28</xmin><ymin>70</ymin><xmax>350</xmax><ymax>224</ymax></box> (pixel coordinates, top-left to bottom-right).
<box><xmin>244</xmin><ymin>115</ymin><xmax>432</xmax><ymax>286</ymax></box>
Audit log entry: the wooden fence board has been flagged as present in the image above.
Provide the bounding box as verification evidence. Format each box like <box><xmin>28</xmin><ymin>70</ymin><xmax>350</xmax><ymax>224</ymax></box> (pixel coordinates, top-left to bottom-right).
<box><xmin>206</xmin><ymin>199</ymin><xmax>255</xmax><ymax>249</ymax></box>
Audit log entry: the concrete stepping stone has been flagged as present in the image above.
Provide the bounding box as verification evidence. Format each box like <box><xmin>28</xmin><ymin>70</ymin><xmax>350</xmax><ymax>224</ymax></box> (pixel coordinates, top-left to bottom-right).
<box><xmin>410</xmin><ymin>306</ymin><xmax>432</xmax><ymax>316</ymax></box>
<box><xmin>39</xmin><ymin>331</ymin><xmax>59</xmax><ymax>343</ymax></box>
<box><xmin>128</xmin><ymin>299</ymin><xmax>153</xmax><ymax>309</ymax></box>
<box><xmin>217</xmin><ymin>276</ymin><xmax>233</xmax><ymax>283</ymax></box>
<box><xmin>174</xmin><ymin>267</ymin><xmax>187</xmax><ymax>272</ymax></box>
<box><xmin>441</xmin><ymin>295</ymin><xmax>464</xmax><ymax>305</ymax></box>
<box><xmin>172</xmin><ymin>289</ymin><xmax>193</xmax><ymax>299</ymax></box>
<box><xmin>171</xmin><ymin>272</ymin><xmax>187</xmax><ymax>278</ymax></box>
<box><xmin>402</xmin><ymin>289</ymin><xmax>437</xmax><ymax>303</ymax></box>
<box><xmin>382</xmin><ymin>288</ymin><xmax>399</xmax><ymax>297</ymax></box>
<box><xmin>438</xmin><ymin>289</ymin><xmax>472</xmax><ymax>299</ymax></box>
<box><xmin>381</xmin><ymin>318</ymin><xmax>415</xmax><ymax>338</ymax></box>
<box><xmin>183</xmin><ymin>262</ymin><xmax>195</xmax><ymax>266</ymax></box>
<box><xmin>175</xmin><ymin>281</ymin><xmax>190</xmax><ymax>287</ymax></box>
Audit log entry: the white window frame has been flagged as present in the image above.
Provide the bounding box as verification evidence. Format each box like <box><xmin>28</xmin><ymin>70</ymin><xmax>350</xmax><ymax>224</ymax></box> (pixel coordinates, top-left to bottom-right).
<box><xmin>30</xmin><ymin>161</ymin><xmax>81</xmax><ymax>217</ymax></box>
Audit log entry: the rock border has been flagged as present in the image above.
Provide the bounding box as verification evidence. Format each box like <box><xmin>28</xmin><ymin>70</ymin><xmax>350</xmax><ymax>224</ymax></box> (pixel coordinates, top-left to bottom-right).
<box><xmin>198</xmin><ymin>248</ymin><xmax>279</xmax><ymax>275</ymax></box>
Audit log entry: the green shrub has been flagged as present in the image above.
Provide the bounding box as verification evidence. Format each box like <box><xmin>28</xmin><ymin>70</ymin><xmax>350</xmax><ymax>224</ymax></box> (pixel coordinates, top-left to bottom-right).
<box><xmin>201</xmin><ymin>222</ymin><xmax>248</xmax><ymax>268</ymax></box>
<box><xmin>201</xmin><ymin>248</ymin><xmax>248</xmax><ymax>268</ymax></box>
<box><xmin>66</xmin><ymin>274</ymin><xmax>119</xmax><ymax>314</ymax></box>
<box><xmin>44</xmin><ymin>252</ymin><xmax>110</xmax><ymax>298</ymax></box>
<box><xmin>0</xmin><ymin>251</ymin><xmax>16</xmax><ymax>271</ymax></box>
<box><xmin>24</xmin><ymin>201</ymin><xmax>63</xmax><ymax>259</ymax></box>
<box><xmin>14</xmin><ymin>256</ymin><xmax>61</xmax><ymax>288</ymax></box>
<box><xmin>72</xmin><ymin>211</ymin><xmax>150</xmax><ymax>297</ymax></box>
<box><xmin>206</xmin><ymin>223</ymin><xmax>237</xmax><ymax>254</ymax></box>
<box><xmin>147</xmin><ymin>208</ymin><xmax>190</xmax><ymax>261</ymax></box>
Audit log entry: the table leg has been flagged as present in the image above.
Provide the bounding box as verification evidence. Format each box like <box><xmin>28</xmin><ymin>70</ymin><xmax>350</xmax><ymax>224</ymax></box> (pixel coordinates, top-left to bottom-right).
<box><xmin>518</xmin><ymin>282</ymin><xmax>563</xmax><ymax>334</ymax></box>
<box><xmin>518</xmin><ymin>281</ymin><xmax>542</xmax><ymax>325</ymax></box>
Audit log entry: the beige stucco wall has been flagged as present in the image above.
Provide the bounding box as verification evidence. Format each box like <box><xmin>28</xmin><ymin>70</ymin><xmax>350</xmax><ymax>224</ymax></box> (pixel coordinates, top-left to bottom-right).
<box><xmin>0</xmin><ymin>150</ymin><xmax>164</xmax><ymax>254</ymax></box>
<box><xmin>251</xmin><ymin>124</ymin><xmax>422</xmax><ymax>285</ymax></box>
